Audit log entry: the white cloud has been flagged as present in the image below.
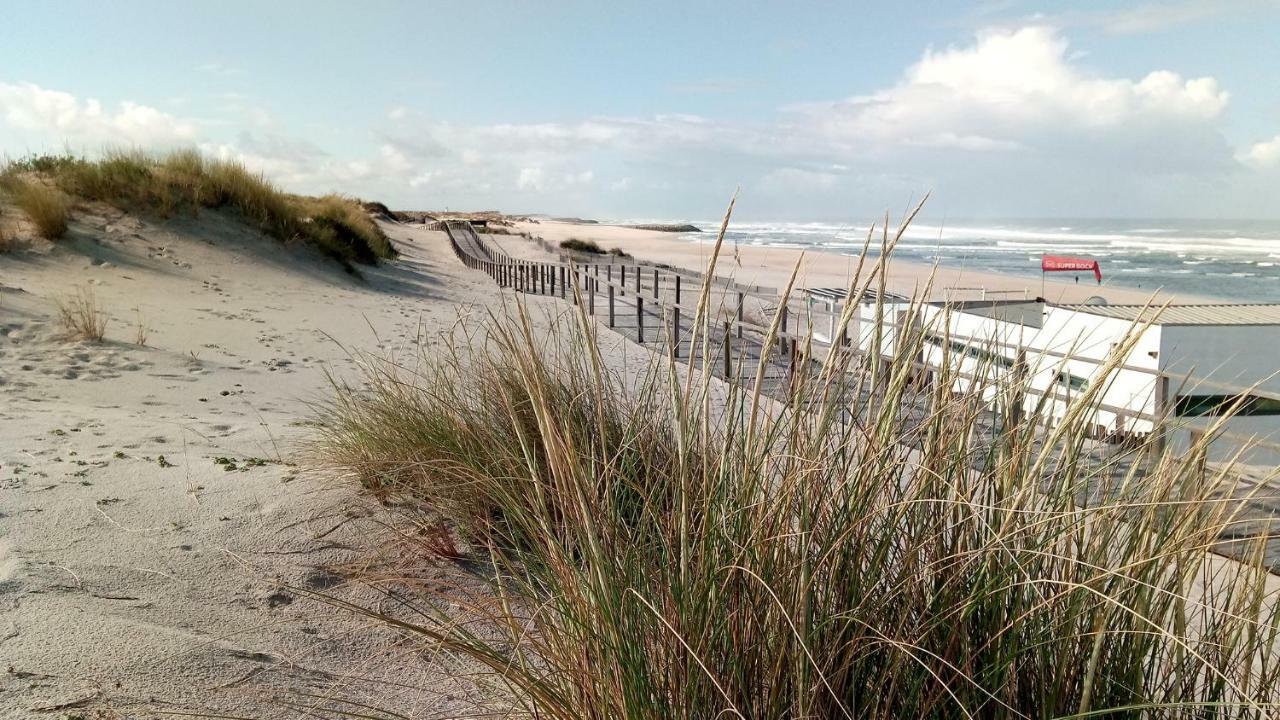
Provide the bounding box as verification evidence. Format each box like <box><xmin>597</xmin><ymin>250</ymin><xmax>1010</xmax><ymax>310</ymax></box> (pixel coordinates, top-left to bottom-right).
<box><xmin>1239</xmin><ymin>135</ymin><xmax>1280</xmax><ymax>169</ymax></box>
<box><xmin>1</xmin><ymin>23</ymin><xmax>1275</xmax><ymax>219</ymax></box>
<box><xmin>758</xmin><ymin>167</ymin><xmax>840</xmax><ymax>192</ymax></box>
<box><xmin>0</xmin><ymin>81</ymin><xmax>198</xmax><ymax>147</ymax></box>
<box><xmin>379</xmin><ymin>143</ymin><xmax>413</xmax><ymax>173</ymax></box>
<box><xmin>788</xmin><ymin>26</ymin><xmax>1229</xmax><ymax>155</ymax></box>
<box><xmin>517</xmin><ymin>167</ymin><xmax>544</xmax><ymax>192</ymax></box>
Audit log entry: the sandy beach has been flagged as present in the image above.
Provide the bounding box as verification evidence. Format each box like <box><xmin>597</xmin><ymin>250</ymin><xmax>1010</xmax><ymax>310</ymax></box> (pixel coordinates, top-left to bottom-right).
<box><xmin>4</xmin><ymin>4</ymin><xmax>1279</xmax><ymax>714</ymax></box>
<box><xmin>0</xmin><ymin>207</ymin><xmax>534</xmax><ymax>717</ymax></box>
<box><xmin>513</xmin><ymin>220</ymin><xmax>1205</xmax><ymax>306</ymax></box>
<box><xmin>1</xmin><ymin>201</ymin><xmax>1274</xmax><ymax>717</ymax></box>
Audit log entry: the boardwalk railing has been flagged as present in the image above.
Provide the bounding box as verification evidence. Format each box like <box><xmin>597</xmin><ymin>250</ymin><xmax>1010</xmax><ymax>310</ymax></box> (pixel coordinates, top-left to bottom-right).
<box><xmin>444</xmin><ymin>219</ymin><xmax>1280</xmax><ymax>569</ymax></box>
<box><xmin>447</xmin><ymin>221</ymin><xmax>799</xmax><ymax>391</ymax></box>
<box><xmin>447</xmin><ymin>221</ymin><xmax>1280</xmax><ymax>457</ymax></box>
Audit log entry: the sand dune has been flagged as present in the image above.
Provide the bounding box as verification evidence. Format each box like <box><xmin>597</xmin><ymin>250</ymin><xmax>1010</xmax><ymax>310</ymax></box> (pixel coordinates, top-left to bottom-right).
<box><xmin>0</xmin><ymin>206</ymin><xmax>508</xmax><ymax>717</ymax></box>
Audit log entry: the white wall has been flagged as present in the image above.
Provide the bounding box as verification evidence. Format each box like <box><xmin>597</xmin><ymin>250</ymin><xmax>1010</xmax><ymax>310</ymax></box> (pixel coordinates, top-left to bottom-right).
<box><xmin>1028</xmin><ymin>308</ymin><xmax>1162</xmax><ymax>434</ymax></box>
<box><xmin>916</xmin><ymin>305</ymin><xmax>1033</xmax><ymax>402</ymax></box>
<box><xmin>1159</xmin><ymin>324</ymin><xmax>1280</xmax><ymax>466</ymax></box>
<box><xmin>847</xmin><ymin>302</ymin><xmax>1279</xmax><ymax>464</ymax></box>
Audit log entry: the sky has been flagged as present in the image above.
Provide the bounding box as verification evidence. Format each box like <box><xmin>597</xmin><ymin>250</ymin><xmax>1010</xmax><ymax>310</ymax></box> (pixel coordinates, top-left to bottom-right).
<box><xmin>1</xmin><ymin>0</ymin><xmax>1279</xmax><ymax>221</ymax></box>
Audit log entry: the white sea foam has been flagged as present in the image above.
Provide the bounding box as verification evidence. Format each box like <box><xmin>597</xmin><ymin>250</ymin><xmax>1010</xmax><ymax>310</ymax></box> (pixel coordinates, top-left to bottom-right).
<box><xmin>652</xmin><ymin>217</ymin><xmax>1280</xmax><ymax>301</ymax></box>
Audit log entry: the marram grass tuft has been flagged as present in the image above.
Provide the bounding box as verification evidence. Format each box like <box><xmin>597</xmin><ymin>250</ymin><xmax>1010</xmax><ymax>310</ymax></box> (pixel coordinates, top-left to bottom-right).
<box><xmin>312</xmin><ymin>204</ymin><xmax>1280</xmax><ymax>718</ymax></box>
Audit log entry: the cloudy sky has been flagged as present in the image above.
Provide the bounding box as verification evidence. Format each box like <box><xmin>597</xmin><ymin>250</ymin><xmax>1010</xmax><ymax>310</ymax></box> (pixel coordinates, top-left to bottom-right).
<box><xmin>2</xmin><ymin>0</ymin><xmax>1279</xmax><ymax>220</ymax></box>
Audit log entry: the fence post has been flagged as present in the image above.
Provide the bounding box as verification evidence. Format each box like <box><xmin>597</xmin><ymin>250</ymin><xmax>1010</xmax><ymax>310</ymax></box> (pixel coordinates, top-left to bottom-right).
<box><xmin>620</xmin><ymin>266</ymin><xmax>627</xmax><ymax>296</ymax></box>
<box><xmin>1153</xmin><ymin>375</ymin><xmax>1170</xmax><ymax>458</ymax></box>
<box><xmin>608</xmin><ymin>265</ymin><xmax>613</xmax><ymax>286</ymax></box>
<box><xmin>672</xmin><ymin>307</ymin><xmax>681</xmax><ymax>358</ymax></box>
<box><xmin>723</xmin><ymin>321</ymin><xmax>732</xmax><ymax>379</ymax></box>
<box><xmin>636</xmin><ymin>296</ymin><xmax>645</xmax><ymax>343</ymax></box>
<box><xmin>780</xmin><ymin>305</ymin><xmax>789</xmax><ymax>355</ymax></box>
<box><xmin>736</xmin><ymin>292</ymin><xmax>744</xmax><ymax>339</ymax></box>
<box><xmin>608</xmin><ymin>284</ymin><xmax>615</xmax><ymax>327</ymax></box>
<box><xmin>635</xmin><ymin>265</ymin><xmax>641</xmax><ymax>295</ymax></box>
<box><xmin>1009</xmin><ymin>351</ymin><xmax>1027</xmax><ymax>429</ymax></box>
<box><xmin>589</xmin><ymin>276</ymin><xmax>596</xmax><ymax>315</ymax></box>
<box><xmin>675</xmin><ymin>275</ymin><xmax>682</xmax><ymax>306</ymax></box>
<box><xmin>560</xmin><ymin>266</ymin><xmax>566</xmax><ymax>299</ymax></box>
<box><xmin>653</xmin><ymin>269</ymin><xmax>659</xmax><ymax>298</ymax></box>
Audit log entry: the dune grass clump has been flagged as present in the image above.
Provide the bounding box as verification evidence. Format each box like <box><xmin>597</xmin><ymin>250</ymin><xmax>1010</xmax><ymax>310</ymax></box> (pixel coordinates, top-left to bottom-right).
<box><xmin>298</xmin><ymin>194</ymin><xmax>397</xmax><ymax>265</ymax></box>
<box><xmin>57</xmin><ymin>286</ymin><xmax>109</xmax><ymax>341</ymax></box>
<box><xmin>559</xmin><ymin>237</ymin><xmax>605</xmax><ymax>254</ymax></box>
<box><xmin>0</xmin><ymin>173</ymin><xmax>70</xmax><ymax>239</ymax></box>
<box><xmin>2</xmin><ymin>150</ymin><xmax>396</xmax><ymax>268</ymax></box>
<box><xmin>313</xmin><ymin>211</ymin><xmax>1280</xmax><ymax>718</ymax></box>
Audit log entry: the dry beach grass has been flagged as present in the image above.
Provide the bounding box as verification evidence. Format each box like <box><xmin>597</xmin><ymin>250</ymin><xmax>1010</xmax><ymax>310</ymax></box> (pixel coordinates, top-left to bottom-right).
<box><xmin>0</xmin><ymin>174</ymin><xmax>69</xmax><ymax>240</ymax></box>
<box><xmin>3</xmin><ymin>156</ymin><xmax>1278</xmax><ymax>717</ymax></box>
<box><xmin>0</xmin><ymin>149</ymin><xmax>394</xmax><ymax>269</ymax></box>
<box><xmin>312</xmin><ymin>208</ymin><xmax>1280</xmax><ymax>717</ymax></box>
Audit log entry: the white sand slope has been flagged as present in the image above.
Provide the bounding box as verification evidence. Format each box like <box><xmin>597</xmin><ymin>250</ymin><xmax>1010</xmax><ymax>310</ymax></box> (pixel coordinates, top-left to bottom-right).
<box><xmin>0</xmin><ymin>207</ymin><xmax>505</xmax><ymax>718</ymax></box>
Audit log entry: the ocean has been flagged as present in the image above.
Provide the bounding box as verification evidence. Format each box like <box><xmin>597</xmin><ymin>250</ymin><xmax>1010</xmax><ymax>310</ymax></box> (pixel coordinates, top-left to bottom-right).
<box><xmin>659</xmin><ymin>219</ymin><xmax>1280</xmax><ymax>303</ymax></box>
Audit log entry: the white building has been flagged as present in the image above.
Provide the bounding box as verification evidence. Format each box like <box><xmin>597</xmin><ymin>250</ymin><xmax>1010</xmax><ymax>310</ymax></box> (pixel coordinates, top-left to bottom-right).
<box><xmin>843</xmin><ymin>295</ymin><xmax>1280</xmax><ymax>466</ymax></box>
<box><xmin>1043</xmin><ymin>303</ymin><xmax>1280</xmax><ymax>465</ymax></box>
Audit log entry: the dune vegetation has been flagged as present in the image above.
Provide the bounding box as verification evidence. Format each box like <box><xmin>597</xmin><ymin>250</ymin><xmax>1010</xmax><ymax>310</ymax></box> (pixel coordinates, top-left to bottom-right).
<box><xmin>0</xmin><ymin>172</ymin><xmax>70</xmax><ymax>240</ymax></box>
<box><xmin>559</xmin><ymin>236</ymin><xmax>606</xmax><ymax>254</ymax></box>
<box><xmin>0</xmin><ymin>149</ymin><xmax>395</xmax><ymax>268</ymax></box>
<box><xmin>313</xmin><ymin>213</ymin><xmax>1280</xmax><ymax>717</ymax></box>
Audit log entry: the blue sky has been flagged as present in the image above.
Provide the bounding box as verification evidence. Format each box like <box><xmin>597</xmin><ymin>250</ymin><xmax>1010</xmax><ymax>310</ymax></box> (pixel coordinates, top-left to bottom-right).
<box><xmin>2</xmin><ymin>0</ymin><xmax>1279</xmax><ymax>220</ymax></box>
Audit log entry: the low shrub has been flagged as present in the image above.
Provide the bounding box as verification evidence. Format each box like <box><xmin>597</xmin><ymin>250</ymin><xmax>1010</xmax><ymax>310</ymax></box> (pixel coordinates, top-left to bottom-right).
<box><xmin>559</xmin><ymin>237</ymin><xmax>605</xmax><ymax>254</ymax></box>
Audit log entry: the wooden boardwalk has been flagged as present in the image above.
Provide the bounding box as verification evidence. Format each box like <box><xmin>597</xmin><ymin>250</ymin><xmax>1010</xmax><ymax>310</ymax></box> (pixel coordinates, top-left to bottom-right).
<box><xmin>443</xmin><ymin>221</ymin><xmax>1280</xmax><ymax>572</ymax></box>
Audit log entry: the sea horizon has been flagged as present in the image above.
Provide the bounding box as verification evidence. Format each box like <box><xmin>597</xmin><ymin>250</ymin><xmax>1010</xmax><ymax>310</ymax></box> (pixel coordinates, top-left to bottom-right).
<box><xmin>604</xmin><ymin>216</ymin><xmax>1280</xmax><ymax>303</ymax></box>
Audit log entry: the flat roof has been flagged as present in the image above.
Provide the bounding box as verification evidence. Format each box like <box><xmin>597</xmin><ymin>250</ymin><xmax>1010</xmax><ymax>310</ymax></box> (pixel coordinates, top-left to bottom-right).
<box><xmin>1054</xmin><ymin>303</ymin><xmax>1280</xmax><ymax>326</ymax></box>
<box><xmin>803</xmin><ymin>287</ymin><xmax>908</xmax><ymax>303</ymax></box>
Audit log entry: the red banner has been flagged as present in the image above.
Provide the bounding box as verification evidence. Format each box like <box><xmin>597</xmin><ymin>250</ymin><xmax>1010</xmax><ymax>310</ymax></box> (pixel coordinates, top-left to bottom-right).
<box><xmin>1042</xmin><ymin>255</ymin><xmax>1102</xmax><ymax>283</ymax></box>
